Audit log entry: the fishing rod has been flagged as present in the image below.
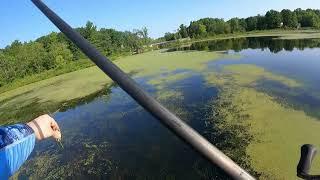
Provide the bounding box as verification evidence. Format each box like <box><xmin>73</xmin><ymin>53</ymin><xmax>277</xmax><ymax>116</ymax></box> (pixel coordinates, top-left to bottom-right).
<box><xmin>30</xmin><ymin>0</ymin><xmax>254</xmax><ymax>179</ymax></box>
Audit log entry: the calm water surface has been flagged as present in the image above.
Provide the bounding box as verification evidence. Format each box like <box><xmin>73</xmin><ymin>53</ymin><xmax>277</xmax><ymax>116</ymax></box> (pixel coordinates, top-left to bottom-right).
<box><xmin>18</xmin><ymin>37</ymin><xmax>320</xmax><ymax>179</ymax></box>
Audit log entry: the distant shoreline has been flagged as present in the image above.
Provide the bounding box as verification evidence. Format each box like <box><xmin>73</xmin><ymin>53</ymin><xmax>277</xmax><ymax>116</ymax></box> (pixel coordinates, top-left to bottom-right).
<box><xmin>151</xmin><ymin>29</ymin><xmax>320</xmax><ymax>49</ymax></box>
<box><xmin>1</xmin><ymin>29</ymin><xmax>320</xmax><ymax>94</ymax></box>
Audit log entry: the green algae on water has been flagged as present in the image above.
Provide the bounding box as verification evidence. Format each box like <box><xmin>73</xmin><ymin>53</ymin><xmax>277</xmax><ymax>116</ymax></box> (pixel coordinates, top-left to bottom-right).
<box><xmin>204</xmin><ymin>64</ymin><xmax>320</xmax><ymax>179</ymax></box>
<box><xmin>0</xmin><ymin>50</ymin><xmax>225</xmax><ymax>124</ymax></box>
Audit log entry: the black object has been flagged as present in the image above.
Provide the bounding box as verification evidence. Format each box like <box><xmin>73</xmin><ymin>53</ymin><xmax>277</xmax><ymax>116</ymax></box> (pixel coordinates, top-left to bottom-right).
<box><xmin>30</xmin><ymin>0</ymin><xmax>255</xmax><ymax>179</ymax></box>
<box><xmin>297</xmin><ymin>144</ymin><xmax>320</xmax><ymax>179</ymax></box>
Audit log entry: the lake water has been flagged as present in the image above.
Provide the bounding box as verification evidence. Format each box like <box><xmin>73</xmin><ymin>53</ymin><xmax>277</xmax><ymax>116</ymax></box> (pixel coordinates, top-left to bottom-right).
<box><xmin>16</xmin><ymin>37</ymin><xmax>320</xmax><ymax>179</ymax></box>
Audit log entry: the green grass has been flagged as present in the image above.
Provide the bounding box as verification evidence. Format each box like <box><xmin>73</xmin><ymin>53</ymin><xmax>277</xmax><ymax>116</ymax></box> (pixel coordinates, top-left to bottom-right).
<box><xmin>0</xmin><ymin>59</ymin><xmax>95</xmax><ymax>94</ymax></box>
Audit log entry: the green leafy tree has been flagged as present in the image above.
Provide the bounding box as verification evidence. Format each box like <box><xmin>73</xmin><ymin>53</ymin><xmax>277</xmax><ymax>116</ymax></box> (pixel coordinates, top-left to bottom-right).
<box><xmin>82</xmin><ymin>21</ymin><xmax>97</xmax><ymax>40</ymax></box>
<box><xmin>0</xmin><ymin>21</ymin><xmax>150</xmax><ymax>87</ymax></box>
<box><xmin>239</xmin><ymin>18</ymin><xmax>247</xmax><ymax>31</ymax></box>
<box><xmin>36</xmin><ymin>32</ymin><xmax>59</xmax><ymax>50</ymax></box>
<box><xmin>196</xmin><ymin>18</ymin><xmax>228</xmax><ymax>35</ymax></box>
<box><xmin>228</xmin><ymin>18</ymin><xmax>246</xmax><ymax>33</ymax></box>
<box><xmin>256</xmin><ymin>15</ymin><xmax>267</xmax><ymax>30</ymax></box>
<box><xmin>302</xmin><ymin>10</ymin><xmax>320</xmax><ymax>28</ymax></box>
<box><xmin>188</xmin><ymin>21</ymin><xmax>207</xmax><ymax>38</ymax></box>
<box><xmin>265</xmin><ymin>10</ymin><xmax>282</xmax><ymax>29</ymax></box>
<box><xmin>141</xmin><ymin>27</ymin><xmax>149</xmax><ymax>44</ymax></box>
<box><xmin>133</xmin><ymin>27</ymin><xmax>150</xmax><ymax>44</ymax></box>
<box><xmin>198</xmin><ymin>24</ymin><xmax>207</xmax><ymax>37</ymax></box>
<box><xmin>91</xmin><ymin>29</ymin><xmax>113</xmax><ymax>55</ymax></box>
<box><xmin>0</xmin><ymin>53</ymin><xmax>15</xmax><ymax>86</ymax></box>
<box><xmin>175</xmin><ymin>32</ymin><xmax>182</xmax><ymax>39</ymax></box>
<box><xmin>294</xmin><ymin>8</ymin><xmax>304</xmax><ymax>23</ymax></box>
<box><xmin>164</xmin><ymin>32</ymin><xmax>176</xmax><ymax>41</ymax></box>
<box><xmin>246</xmin><ymin>16</ymin><xmax>258</xmax><ymax>31</ymax></box>
<box><xmin>48</xmin><ymin>42</ymin><xmax>73</xmax><ymax>68</ymax></box>
<box><xmin>178</xmin><ymin>24</ymin><xmax>189</xmax><ymax>38</ymax></box>
<box><xmin>281</xmin><ymin>9</ymin><xmax>298</xmax><ymax>28</ymax></box>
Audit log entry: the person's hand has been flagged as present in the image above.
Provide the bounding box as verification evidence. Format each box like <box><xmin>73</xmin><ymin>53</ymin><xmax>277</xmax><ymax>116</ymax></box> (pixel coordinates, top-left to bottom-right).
<box><xmin>27</xmin><ymin>114</ymin><xmax>61</xmax><ymax>141</ymax></box>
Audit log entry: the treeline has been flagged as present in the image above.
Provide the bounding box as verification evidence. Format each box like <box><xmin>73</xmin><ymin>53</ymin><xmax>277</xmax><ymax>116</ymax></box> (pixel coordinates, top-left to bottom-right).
<box><xmin>0</xmin><ymin>21</ymin><xmax>150</xmax><ymax>87</ymax></box>
<box><xmin>163</xmin><ymin>8</ymin><xmax>320</xmax><ymax>41</ymax></box>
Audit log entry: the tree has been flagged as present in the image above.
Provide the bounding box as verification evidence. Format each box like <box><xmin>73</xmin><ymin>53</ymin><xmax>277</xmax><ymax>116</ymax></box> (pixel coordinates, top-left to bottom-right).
<box><xmin>246</xmin><ymin>16</ymin><xmax>258</xmax><ymax>31</ymax></box>
<box><xmin>228</xmin><ymin>18</ymin><xmax>246</xmax><ymax>33</ymax></box>
<box><xmin>0</xmin><ymin>21</ymin><xmax>150</xmax><ymax>87</ymax></box>
<box><xmin>48</xmin><ymin>42</ymin><xmax>73</xmax><ymax>68</ymax></box>
<box><xmin>164</xmin><ymin>32</ymin><xmax>176</xmax><ymax>41</ymax></box>
<box><xmin>281</xmin><ymin>9</ymin><xmax>298</xmax><ymax>28</ymax></box>
<box><xmin>82</xmin><ymin>21</ymin><xmax>97</xmax><ymax>40</ymax></box>
<box><xmin>265</xmin><ymin>10</ymin><xmax>282</xmax><ymax>29</ymax></box>
<box><xmin>257</xmin><ymin>15</ymin><xmax>267</xmax><ymax>30</ymax></box>
<box><xmin>36</xmin><ymin>32</ymin><xmax>59</xmax><ymax>50</ymax></box>
<box><xmin>294</xmin><ymin>8</ymin><xmax>304</xmax><ymax>23</ymax></box>
<box><xmin>141</xmin><ymin>27</ymin><xmax>148</xmax><ymax>40</ymax></box>
<box><xmin>188</xmin><ymin>21</ymin><xmax>207</xmax><ymax>38</ymax></box>
<box><xmin>92</xmin><ymin>29</ymin><xmax>113</xmax><ymax>55</ymax></box>
<box><xmin>123</xmin><ymin>31</ymin><xmax>143</xmax><ymax>53</ymax></box>
<box><xmin>303</xmin><ymin>10</ymin><xmax>320</xmax><ymax>28</ymax></box>
<box><xmin>133</xmin><ymin>27</ymin><xmax>150</xmax><ymax>44</ymax></box>
<box><xmin>198</xmin><ymin>24</ymin><xmax>207</xmax><ymax>37</ymax></box>
<box><xmin>174</xmin><ymin>32</ymin><xmax>182</xmax><ymax>39</ymax></box>
<box><xmin>310</xmin><ymin>13</ymin><xmax>320</xmax><ymax>28</ymax></box>
<box><xmin>239</xmin><ymin>18</ymin><xmax>247</xmax><ymax>31</ymax></box>
<box><xmin>178</xmin><ymin>24</ymin><xmax>189</xmax><ymax>38</ymax></box>
<box><xmin>0</xmin><ymin>53</ymin><xmax>15</xmax><ymax>86</ymax></box>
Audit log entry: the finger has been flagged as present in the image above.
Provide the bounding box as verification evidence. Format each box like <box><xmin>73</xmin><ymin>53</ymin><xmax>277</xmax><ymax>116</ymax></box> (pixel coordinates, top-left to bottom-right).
<box><xmin>50</xmin><ymin>119</ymin><xmax>61</xmax><ymax>132</ymax></box>
<box><xmin>52</xmin><ymin>129</ymin><xmax>62</xmax><ymax>139</ymax></box>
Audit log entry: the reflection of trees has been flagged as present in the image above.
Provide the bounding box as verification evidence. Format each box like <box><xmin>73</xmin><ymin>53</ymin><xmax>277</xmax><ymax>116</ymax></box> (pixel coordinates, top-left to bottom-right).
<box><xmin>180</xmin><ymin>37</ymin><xmax>320</xmax><ymax>53</ymax></box>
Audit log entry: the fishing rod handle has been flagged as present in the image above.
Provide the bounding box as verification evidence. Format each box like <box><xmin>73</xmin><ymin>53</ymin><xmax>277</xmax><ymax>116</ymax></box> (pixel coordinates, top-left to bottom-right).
<box><xmin>297</xmin><ymin>144</ymin><xmax>320</xmax><ymax>179</ymax></box>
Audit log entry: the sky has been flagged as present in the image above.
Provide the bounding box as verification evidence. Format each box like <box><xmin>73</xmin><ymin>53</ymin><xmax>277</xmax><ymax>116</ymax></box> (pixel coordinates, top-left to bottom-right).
<box><xmin>1</xmin><ymin>0</ymin><xmax>320</xmax><ymax>48</ymax></box>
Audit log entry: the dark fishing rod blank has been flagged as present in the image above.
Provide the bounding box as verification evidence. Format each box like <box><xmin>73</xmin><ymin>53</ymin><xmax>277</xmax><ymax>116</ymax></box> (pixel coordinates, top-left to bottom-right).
<box><xmin>30</xmin><ymin>0</ymin><xmax>255</xmax><ymax>179</ymax></box>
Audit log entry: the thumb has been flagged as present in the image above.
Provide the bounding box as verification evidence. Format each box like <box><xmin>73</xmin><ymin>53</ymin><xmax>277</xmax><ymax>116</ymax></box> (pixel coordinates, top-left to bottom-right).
<box><xmin>52</xmin><ymin>129</ymin><xmax>62</xmax><ymax>140</ymax></box>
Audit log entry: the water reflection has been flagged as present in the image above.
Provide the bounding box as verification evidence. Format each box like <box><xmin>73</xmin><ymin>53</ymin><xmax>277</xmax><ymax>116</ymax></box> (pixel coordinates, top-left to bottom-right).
<box><xmin>170</xmin><ymin>37</ymin><xmax>320</xmax><ymax>121</ymax></box>
<box><xmin>168</xmin><ymin>37</ymin><xmax>320</xmax><ymax>53</ymax></box>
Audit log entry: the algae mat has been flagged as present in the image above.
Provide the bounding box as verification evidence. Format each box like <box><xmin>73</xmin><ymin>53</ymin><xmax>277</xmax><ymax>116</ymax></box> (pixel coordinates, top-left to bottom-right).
<box><xmin>205</xmin><ymin>64</ymin><xmax>320</xmax><ymax>179</ymax></box>
<box><xmin>3</xmin><ymin>46</ymin><xmax>320</xmax><ymax>179</ymax></box>
<box><xmin>0</xmin><ymin>50</ymin><xmax>223</xmax><ymax>124</ymax></box>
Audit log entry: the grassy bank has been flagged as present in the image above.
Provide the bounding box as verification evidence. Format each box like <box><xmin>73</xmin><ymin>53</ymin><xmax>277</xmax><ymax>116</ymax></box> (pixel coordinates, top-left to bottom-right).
<box><xmin>0</xmin><ymin>52</ymin><xmax>134</xmax><ymax>94</ymax></box>
<box><xmin>0</xmin><ymin>50</ymin><xmax>225</xmax><ymax>124</ymax></box>
<box><xmin>0</xmin><ymin>59</ymin><xmax>94</xmax><ymax>94</ymax></box>
<box><xmin>2</xmin><ymin>29</ymin><xmax>319</xmax><ymax>95</ymax></box>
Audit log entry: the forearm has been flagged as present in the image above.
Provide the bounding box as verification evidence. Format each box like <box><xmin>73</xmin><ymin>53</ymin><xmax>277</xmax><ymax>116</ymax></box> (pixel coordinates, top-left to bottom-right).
<box><xmin>0</xmin><ymin>114</ymin><xmax>61</xmax><ymax>179</ymax></box>
<box><xmin>0</xmin><ymin>124</ymin><xmax>36</xmax><ymax>179</ymax></box>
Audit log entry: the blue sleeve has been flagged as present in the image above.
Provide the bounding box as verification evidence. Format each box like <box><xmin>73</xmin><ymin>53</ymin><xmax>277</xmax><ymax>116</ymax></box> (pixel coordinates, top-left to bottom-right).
<box><xmin>0</xmin><ymin>124</ymin><xmax>35</xmax><ymax>179</ymax></box>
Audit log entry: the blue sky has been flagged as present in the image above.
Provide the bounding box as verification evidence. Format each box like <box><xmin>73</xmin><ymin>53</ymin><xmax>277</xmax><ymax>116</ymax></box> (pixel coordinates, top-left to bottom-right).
<box><xmin>1</xmin><ymin>0</ymin><xmax>320</xmax><ymax>48</ymax></box>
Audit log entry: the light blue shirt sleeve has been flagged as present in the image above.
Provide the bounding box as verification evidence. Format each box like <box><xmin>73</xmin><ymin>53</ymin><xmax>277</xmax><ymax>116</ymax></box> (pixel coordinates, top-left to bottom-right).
<box><xmin>0</xmin><ymin>124</ymin><xmax>35</xmax><ymax>179</ymax></box>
